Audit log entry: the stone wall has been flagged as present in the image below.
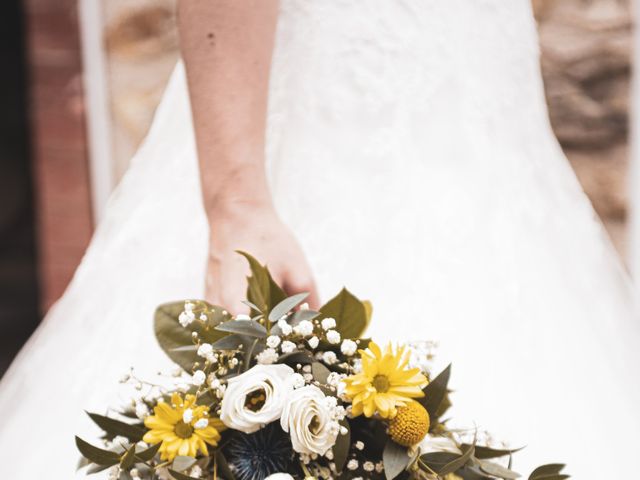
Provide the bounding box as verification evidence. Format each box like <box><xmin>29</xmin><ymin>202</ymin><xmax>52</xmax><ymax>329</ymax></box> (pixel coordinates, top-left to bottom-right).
<box><xmin>102</xmin><ymin>0</ymin><xmax>632</xmax><ymax>256</ymax></box>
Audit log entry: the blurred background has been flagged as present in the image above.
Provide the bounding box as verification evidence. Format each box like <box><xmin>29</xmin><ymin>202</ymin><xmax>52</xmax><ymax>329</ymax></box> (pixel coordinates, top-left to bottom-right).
<box><xmin>0</xmin><ymin>0</ymin><xmax>635</xmax><ymax>375</ymax></box>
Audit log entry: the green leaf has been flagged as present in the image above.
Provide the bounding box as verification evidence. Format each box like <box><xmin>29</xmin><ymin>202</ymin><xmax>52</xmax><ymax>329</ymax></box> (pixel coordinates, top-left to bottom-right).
<box><xmin>172</xmin><ymin>456</ymin><xmax>197</xmax><ymax>472</ymax></box>
<box><xmin>215</xmin><ymin>319</ymin><xmax>267</xmax><ymax>338</ymax></box>
<box><xmin>237</xmin><ymin>251</ymin><xmax>287</xmax><ymax>317</ymax></box>
<box><xmin>419</xmin><ymin>364</ymin><xmax>451</xmax><ymax>420</ymax></box>
<box><xmin>439</xmin><ymin>443</ymin><xmax>474</xmax><ymax>475</ymax></box>
<box><xmin>332</xmin><ymin>420</ymin><xmax>351</xmax><ymax>473</ymax></box>
<box><xmin>289</xmin><ymin>309</ymin><xmax>321</xmax><ymax>326</ymax></box>
<box><xmin>383</xmin><ymin>440</ymin><xmax>411</xmax><ymax>480</ymax></box>
<box><xmin>363</xmin><ymin>300</ymin><xmax>373</xmax><ymax>324</ymax></box>
<box><xmin>215</xmin><ymin>450</ymin><xmax>236</xmax><ymax>480</ymax></box>
<box><xmin>420</xmin><ymin>451</ymin><xmax>461</xmax><ymax>471</ymax></box>
<box><xmin>134</xmin><ymin>442</ymin><xmax>161</xmax><ymax>462</ymax></box>
<box><xmin>87</xmin><ymin>412</ymin><xmax>145</xmax><ymax>442</ymax></box>
<box><xmin>311</xmin><ymin>362</ymin><xmax>331</xmax><ymax>384</ymax></box>
<box><xmin>268</xmin><ymin>292</ymin><xmax>310</xmax><ymax>322</ymax></box>
<box><xmin>529</xmin><ymin>464</ymin><xmax>568</xmax><ymax>480</ymax></box>
<box><xmin>120</xmin><ymin>445</ymin><xmax>137</xmax><ymax>469</ymax></box>
<box><xmin>319</xmin><ymin>288</ymin><xmax>368</xmax><ymax>339</ymax></box>
<box><xmin>75</xmin><ymin>436</ymin><xmax>121</xmax><ymax>466</ymax></box>
<box><xmin>462</xmin><ymin>444</ymin><xmax>524</xmax><ymax>460</ymax></box>
<box><xmin>168</xmin><ymin>469</ymin><xmax>202</xmax><ymax>480</ymax></box>
<box><xmin>210</xmin><ymin>333</ymin><xmax>250</xmax><ymax>350</ymax></box>
<box><xmin>479</xmin><ymin>460</ymin><xmax>521</xmax><ymax>479</ymax></box>
<box><xmin>154</xmin><ymin>301</ymin><xmax>231</xmax><ymax>371</ymax></box>
<box><xmin>278</xmin><ymin>351</ymin><xmax>314</xmax><ymax>365</ymax></box>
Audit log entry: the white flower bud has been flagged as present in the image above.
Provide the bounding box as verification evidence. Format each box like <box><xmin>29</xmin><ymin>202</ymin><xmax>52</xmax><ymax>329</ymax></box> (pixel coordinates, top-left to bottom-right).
<box><xmin>194</xmin><ymin>418</ymin><xmax>208</xmax><ymax>430</ymax></box>
<box><xmin>192</xmin><ymin>370</ymin><xmax>206</xmax><ymax>386</ymax></box>
<box><xmin>278</xmin><ymin>319</ymin><xmax>293</xmax><ymax>336</ymax></box>
<box><xmin>340</xmin><ymin>339</ymin><xmax>358</xmax><ymax>356</ymax></box>
<box><xmin>294</xmin><ymin>320</ymin><xmax>314</xmax><ymax>337</ymax></box>
<box><xmin>326</xmin><ymin>330</ymin><xmax>341</xmax><ymax>345</ymax></box>
<box><xmin>266</xmin><ymin>335</ymin><xmax>281</xmax><ymax>349</ymax></box>
<box><xmin>321</xmin><ymin>317</ymin><xmax>336</xmax><ymax>331</ymax></box>
<box><xmin>307</xmin><ymin>336</ymin><xmax>320</xmax><ymax>349</ymax></box>
<box><xmin>256</xmin><ymin>348</ymin><xmax>279</xmax><ymax>365</ymax></box>
<box><xmin>281</xmin><ymin>341</ymin><xmax>296</xmax><ymax>354</ymax></box>
<box><xmin>197</xmin><ymin>343</ymin><xmax>213</xmax><ymax>358</ymax></box>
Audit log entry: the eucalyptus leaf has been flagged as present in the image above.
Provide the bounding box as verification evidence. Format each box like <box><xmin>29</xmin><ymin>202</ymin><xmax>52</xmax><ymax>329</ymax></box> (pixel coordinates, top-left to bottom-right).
<box><xmin>210</xmin><ymin>334</ymin><xmax>250</xmax><ymax>350</ymax></box>
<box><xmin>154</xmin><ymin>301</ymin><xmax>231</xmax><ymax>371</ymax></box>
<box><xmin>420</xmin><ymin>451</ymin><xmax>461</xmax><ymax>471</ymax></box>
<box><xmin>439</xmin><ymin>443</ymin><xmax>474</xmax><ymax>475</ymax></box>
<box><xmin>170</xmin><ymin>345</ymin><xmax>198</xmax><ymax>352</ymax></box>
<box><xmin>134</xmin><ymin>442</ymin><xmax>161</xmax><ymax>462</ymax></box>
<box><xmin>383</xmin><ymin>440</ymin><xmax>411</xmax><ymax>480</ymax></box>
<box><xmin>319</xmin><ymin>288</ymin><xmax>368</xmax><ymax>339</ymax></box>
<box><xmin>268</xmin><ymin>292</ymin><xmax>309</xmax><ymax>322</ymax></box>
<box><xmin>479</xmin><ymin>460</ymin><xmax>521</xmax><ymax>479</ymax></box>
<box><xmin>120</xmin><ymin>445</ymin><xmax>137</xmax><ymax>469</ymax></box>
<box><xmin>215</xmin><ymin>450</ymin><xmax>236</xmax><ymax>480</ymax></box>
<box><xmin>529</xmin><ymin>464</ymin><xmax>567</xmax><ymax>480</ymax></box>
<box><xmin>75</xmin><ymin>436</ymin><xmax>121</xmax><ymax>466</ymax></box>
<box><xmin>419</xmin><ymin>364</ymin><xmax>452</xmax><ymax>420</ymax></box>
<box><xmin>241</xmin><ymin>300</ymin><xmax>261</xmax><ymax>311</ymax></box>
<box><xmin>172</xmin><ymin>456</ymin><xmax>198</xmax><ymax>472</ymax></box>
<box><xmin>278</xmin><ymin>351</ymin><xmax>314</xmax><ymax>365</ymax></box>
<box><xmin>87</xmin><ymin>412</ymin><xmax>146</xmax><ymax>441</ymax></box>
<box><xmin>215</xmin><ymin>319</ymin><xmax>267</xmax><ymax>338</ymax></box>
<box><xmin>168</xmin><ymin>469</ymin><xmax>202</xmax><ymax>480</ymax></box>
<box><xmin>462</xmin><ymin>444</ymin><xmax>524</xmax><ymax>460</ymax></box>
<box><xmin>332</xmin><ymin>420</ymin><xmax>351</xmax><ymax>473</ymax></box>
<box><xmin>289</xmin><ymin>309</ymin><xmax>321</xmax><ymax>326</ymax></box>
<box><xmin>311</xmin><ymin>362</ymin><xmax>331</xmax><ymax>384</ymax></box>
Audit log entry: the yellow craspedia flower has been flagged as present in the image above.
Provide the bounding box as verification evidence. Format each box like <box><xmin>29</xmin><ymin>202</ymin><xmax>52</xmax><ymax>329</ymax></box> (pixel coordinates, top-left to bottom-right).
<box><xmin>343</xmin><ymin>342</ymin><xmax>428</xmax><ymax>419</ymax></box>
<box><xmin>143</xmin><ymin>393</ymin><xmax>223</xmax><ymax>461</ymax></box>
<box><xmin>388</xmin><ymin>401</ymin><xmax>430</xmax><ymax>446</ymax></box>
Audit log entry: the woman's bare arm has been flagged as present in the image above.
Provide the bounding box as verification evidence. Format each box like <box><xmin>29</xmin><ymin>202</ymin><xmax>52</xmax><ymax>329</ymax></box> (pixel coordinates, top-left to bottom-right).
<box><xmin>178</xmin><ymin>0</ymin><xmax>318</xmax><ymax>312</ymax></box>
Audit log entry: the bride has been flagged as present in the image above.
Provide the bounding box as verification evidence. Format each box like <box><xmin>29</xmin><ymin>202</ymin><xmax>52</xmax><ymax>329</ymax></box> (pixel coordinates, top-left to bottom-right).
<box><xmin>2</xmin><ymin>0</ymin><xmax>639</xmax><ymax>477</ymax></box>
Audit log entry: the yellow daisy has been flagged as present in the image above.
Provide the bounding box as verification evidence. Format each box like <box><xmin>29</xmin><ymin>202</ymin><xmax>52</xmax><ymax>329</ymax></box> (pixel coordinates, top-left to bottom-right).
<box><xmin>343</xmin><ymin>342</ymin><xmax>428</xmax><ymax>419</ymax></box>
<box><xmin>143</xmin><ymin>392</ymin><xmax>223</xmax><ymax>461</ymax></box>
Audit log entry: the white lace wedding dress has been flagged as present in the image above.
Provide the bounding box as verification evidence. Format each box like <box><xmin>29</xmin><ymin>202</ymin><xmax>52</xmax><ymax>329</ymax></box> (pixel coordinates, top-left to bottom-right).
<box><xmin>1</xmin><ymin>0</ymin><xmax>639</xmax><ymax>477</ymax></box>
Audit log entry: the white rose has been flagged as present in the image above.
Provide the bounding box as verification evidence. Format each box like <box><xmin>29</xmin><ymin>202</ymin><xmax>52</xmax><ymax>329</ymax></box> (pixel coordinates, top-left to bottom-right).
<box><xmin>280</xmin><ymin>385</ymin><xmax>339</xmax><ymax>456</ymax></box>
<box><xmin>265</xmin><ymin>474</ymin><xmax>294</xmax><ymax>480</ymax></box>
<box><xmin>220</xmin><ymin>364</ymin><xmax>294</xmax><ymax>433</ymax></box>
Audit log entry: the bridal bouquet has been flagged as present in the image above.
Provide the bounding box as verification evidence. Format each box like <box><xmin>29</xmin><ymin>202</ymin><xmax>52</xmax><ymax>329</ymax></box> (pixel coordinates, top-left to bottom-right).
<box><xmin>76</xmin><ymin>252</ymin><xmax>567</xmax><ymax>480</ymax></box>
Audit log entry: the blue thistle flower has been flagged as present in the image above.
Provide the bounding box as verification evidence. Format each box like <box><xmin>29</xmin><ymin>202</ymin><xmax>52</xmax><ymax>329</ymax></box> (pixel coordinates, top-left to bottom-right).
<box><xmin>225</xmin><ymin>423</ymin><xmax>294</xmax><ymax>480</ymax></box>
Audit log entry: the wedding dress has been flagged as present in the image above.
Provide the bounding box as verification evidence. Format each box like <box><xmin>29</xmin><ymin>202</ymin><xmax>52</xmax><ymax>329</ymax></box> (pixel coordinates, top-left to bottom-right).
<box><xmin>1</xmin><ymin>0</ymin><xmax>639</xmax><ymax>477</ymax></box>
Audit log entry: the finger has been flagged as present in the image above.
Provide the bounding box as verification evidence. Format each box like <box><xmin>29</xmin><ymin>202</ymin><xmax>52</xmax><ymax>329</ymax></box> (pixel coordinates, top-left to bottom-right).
<box><xmin>282</xmin><ymin>266</ymin><xmax>320</xmax><ymax>309</ymax></box>
<box><xmin>219</xmin><ymin>258</ymin><xmax>251</xmax><ymax>315</ymax></box>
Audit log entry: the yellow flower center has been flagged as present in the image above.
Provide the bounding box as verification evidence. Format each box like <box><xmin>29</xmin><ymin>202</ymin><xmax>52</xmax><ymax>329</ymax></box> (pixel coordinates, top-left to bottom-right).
<box><xmin>244</xmin><ymin>388</ymin><xmax>267</xmax><ymax>412</ymax></box>
<box><xmin>373</xmin><ymin>374</ymin><xmax>390</xmax><ymax>393</ymax></box>
<box><xmin>174</xmin><ymin>421</ymin><xmax>194</xmax><ymax>439</ymax></box>
<box><xmin>389</xmin><ymin>401</ymin><xmax>430</xmax><ymax>446</ymax></box>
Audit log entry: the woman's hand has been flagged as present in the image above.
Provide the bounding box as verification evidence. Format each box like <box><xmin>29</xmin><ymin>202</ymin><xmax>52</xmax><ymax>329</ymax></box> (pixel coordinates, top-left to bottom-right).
<box><xmin>205</xmin><ymin>201</ymin><xmax>319</xmax><ymax>314</ymax></box>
